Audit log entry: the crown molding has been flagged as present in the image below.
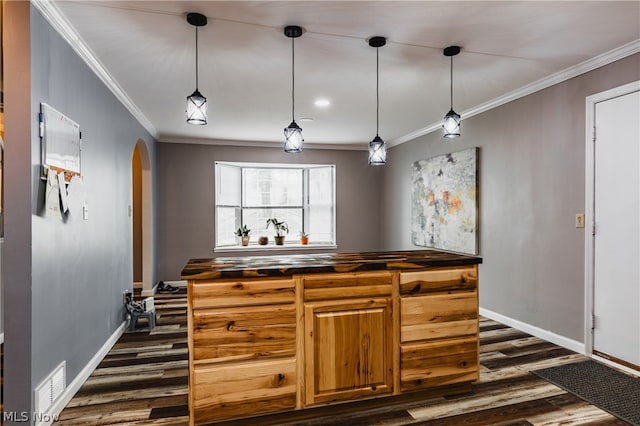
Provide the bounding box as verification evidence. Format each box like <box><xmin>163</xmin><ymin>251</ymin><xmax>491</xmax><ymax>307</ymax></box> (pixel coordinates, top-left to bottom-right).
<box><xmin>31</xmin><ymin>0</ymin><xmax>158</xmax><ymax>139</ymax></box>
<box><xmin>158</xmin><ymin>135</ymin><xmax>368</xmax><ymax>151</ymax></box>
<box><xmin>391</xmin><ymin>39</ymin><xmax>640</xmax><ymax>147</ymax></box>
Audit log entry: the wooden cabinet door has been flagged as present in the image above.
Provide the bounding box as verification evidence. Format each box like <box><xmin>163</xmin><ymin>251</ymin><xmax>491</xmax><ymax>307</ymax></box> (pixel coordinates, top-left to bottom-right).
<box><xmin>304</xmin><ymin>298</ymin><xmax>393</xmax><ymax>405</ymax></box>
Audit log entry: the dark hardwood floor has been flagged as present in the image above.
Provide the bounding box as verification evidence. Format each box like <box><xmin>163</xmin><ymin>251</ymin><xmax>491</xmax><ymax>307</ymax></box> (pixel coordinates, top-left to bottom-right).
<box><xmin>52</xmin><ymin>291</ymin><xmax>630</xmax><ymax>426</ymax></box>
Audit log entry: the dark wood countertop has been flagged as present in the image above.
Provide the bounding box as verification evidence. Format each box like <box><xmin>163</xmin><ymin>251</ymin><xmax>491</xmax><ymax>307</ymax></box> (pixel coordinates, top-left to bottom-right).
<box><xmin>181</xmin><ymin>250</ymin><xmax>482</xmax><ymax>280</ymax></box>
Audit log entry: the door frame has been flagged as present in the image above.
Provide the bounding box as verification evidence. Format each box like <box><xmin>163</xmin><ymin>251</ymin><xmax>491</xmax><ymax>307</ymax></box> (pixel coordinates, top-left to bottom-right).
<box><xmin>133</xmin><ymin>139</ymin><xmax>154</xmax><ymax>298</ymax></box>
<box><xmin>584</xmin><ymin>80</ymin><xmax>640</xmax><ymax>373</ymax></box>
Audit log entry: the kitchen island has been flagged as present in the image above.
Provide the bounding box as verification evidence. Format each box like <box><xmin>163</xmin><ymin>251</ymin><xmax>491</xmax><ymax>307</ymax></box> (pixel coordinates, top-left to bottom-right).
<box><xmin>182</xmin><ymin>250</ymin><xmax>482</xmax><ymax>425</ymax></box>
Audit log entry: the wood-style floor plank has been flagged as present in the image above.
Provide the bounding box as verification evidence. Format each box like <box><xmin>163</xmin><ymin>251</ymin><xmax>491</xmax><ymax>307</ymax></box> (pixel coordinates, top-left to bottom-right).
<box><xmin>50</xmin><ymin>291</ymin><xmax>632</xmax><ymax>425</ymax></box>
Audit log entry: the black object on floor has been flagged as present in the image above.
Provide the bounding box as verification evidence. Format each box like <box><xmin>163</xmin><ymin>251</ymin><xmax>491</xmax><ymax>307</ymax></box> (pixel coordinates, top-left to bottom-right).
<box><xmin>532</xmin><ymin>360</ymin><xmax>640</xmax><ymax>426</ymax></box>
<box><xmin>157</xmin><ymin>281</ymin><xmax>182</xmax><ymax>293</ymax></box>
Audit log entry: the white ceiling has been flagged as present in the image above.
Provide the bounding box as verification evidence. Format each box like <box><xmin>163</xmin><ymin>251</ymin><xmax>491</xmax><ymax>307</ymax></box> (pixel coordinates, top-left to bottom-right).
<box><xmin>42</xmin><ymin>1</ymin><xmax>640</xmax><ymax>149</ymax></box>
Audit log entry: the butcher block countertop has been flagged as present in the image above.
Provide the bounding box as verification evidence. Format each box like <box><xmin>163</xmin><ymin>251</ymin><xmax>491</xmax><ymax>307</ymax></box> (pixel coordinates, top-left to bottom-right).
<box><xmin>181</xmin><ymin>249</ymin><xmax>482</xmax><ymax>280</ymax></box>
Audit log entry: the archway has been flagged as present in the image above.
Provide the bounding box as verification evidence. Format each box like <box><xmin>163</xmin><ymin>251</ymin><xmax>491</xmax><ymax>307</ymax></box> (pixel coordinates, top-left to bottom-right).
<box><xmin>132</xmin><ymin>139</ymin><xmax>153</xmax><ymax>297</ymax></box>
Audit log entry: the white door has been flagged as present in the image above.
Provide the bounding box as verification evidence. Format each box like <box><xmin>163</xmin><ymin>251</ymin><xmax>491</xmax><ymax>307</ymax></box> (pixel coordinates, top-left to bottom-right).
<box><xmin>592</xmin><ymin>88</ymin><xmax>640</xmax><ymax>368</ymax></box>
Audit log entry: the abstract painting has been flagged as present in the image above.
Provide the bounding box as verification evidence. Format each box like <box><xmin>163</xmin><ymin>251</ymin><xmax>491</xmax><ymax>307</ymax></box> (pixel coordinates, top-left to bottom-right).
<box><xmin>412</xmin><ymin>147</ymin><xmax>478</xmax><ymax>255</ymax></box>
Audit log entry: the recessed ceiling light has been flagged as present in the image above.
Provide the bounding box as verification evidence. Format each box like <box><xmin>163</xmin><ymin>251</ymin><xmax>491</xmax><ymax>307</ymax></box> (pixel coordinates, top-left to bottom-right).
<box><xmin>314</xmin><ymin>99</ymin><xmax>331</xmax><ymax>108</ymax></box>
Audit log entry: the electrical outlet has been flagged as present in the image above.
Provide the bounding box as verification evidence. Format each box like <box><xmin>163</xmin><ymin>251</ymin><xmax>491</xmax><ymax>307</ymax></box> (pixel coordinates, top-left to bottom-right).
<box><xmin>575</xmin><ymin>213</ymin><xmax>585</xmax><ymax>228</ymax></box>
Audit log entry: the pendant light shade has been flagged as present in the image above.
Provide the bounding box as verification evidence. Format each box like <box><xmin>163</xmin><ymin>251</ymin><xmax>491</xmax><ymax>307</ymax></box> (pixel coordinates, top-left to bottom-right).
<box><xmin>186</xmin><ymin>13</ymin><xmax>208</xmax><ymax>125</ymax></box>
<box><xmin>368</xmin><ymin>135</ymin><xmax>386</xmax><ymax>165</ymax></box>
<box><xmin>284</xmin><ymin>25</ymin><xmax>304</xmax><ymax>153</ymax></box>
<box><xmin>443</xmin><ymin>45</ymin><xmax>461</xmax><ymax>138</ymax></box>
<box><xmin>368</xmin><ymin>36</ymin><xmax>386</xmax><ymax>166</ymax></box>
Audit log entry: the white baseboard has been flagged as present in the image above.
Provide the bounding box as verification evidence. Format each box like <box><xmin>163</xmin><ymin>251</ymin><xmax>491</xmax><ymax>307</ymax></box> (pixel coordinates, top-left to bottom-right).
<box><xmin>480</xmin><ymin>307</ymin><xmax>586</xmax><ymax>355</ymax></box>
<box><xmin>592</xmin><ymin>354</ymin><xmax>640</xmax><ymax>378</ymax></box>
<box><xmin>36</xmin><ymin>321</ymin><xmax>127</xmax><ymax>426</ymax></box>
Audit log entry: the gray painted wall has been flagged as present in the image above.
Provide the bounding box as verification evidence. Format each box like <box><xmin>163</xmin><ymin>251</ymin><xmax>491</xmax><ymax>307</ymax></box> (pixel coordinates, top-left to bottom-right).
<box><xmin>3</xmin><ymin>5</ymin><xmax>158</xmax><ymax>420</ymax></box>
<box><xmin>157</xmin><ymin>143</ymin><xmax>382</xmax><ymax>280</ymax></box>
<box><xmin>381</xmin><ymin>54</ymin><xmax>640</xmax><ymax>343</ymax></box>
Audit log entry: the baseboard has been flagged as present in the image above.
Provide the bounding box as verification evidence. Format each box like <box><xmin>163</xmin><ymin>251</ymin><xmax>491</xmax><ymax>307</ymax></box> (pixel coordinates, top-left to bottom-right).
<box><xmin>592</xmin><ymin>354</ymin><xmax>640</xmax><ymax>378</ymax></box>
<box><xmin>35</xmin><ymin>320</ymin><xmax>127</xmax><ymax>426</ymax></box>
<box><xmin>480</xmin><ymin>307</ymin><xmax>586</xmax><ymax>355</ymax></box>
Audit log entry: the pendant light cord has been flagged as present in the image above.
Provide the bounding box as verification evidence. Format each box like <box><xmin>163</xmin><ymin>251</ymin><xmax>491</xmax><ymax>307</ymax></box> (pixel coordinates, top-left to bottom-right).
<box><xmin>376</xmin><ymin>46</ymin><xmax>379</xmax><ymax>136</ymax></box>
<box><xmin>450</xmin><ymin>55</ymin><xmax>453</xmax><ymax>110</ymax></box>
<box><xmin>291</xmin><ymin>36</ymin><xmax>295</xmax><ymax>122</ymax></box>
<box><xmin>195</xmin><ymin>26</ymin><xmax>199</xmax><ymax>90</ymax></box>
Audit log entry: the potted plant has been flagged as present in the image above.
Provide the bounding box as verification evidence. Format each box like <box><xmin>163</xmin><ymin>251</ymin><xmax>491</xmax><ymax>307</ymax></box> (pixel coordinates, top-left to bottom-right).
<box><xmin>266</xmin><ymin>218</ymin><xmax>289</xmax><ymax>245</ymax></box>
<box><xmin>235</xmin><ymin>224</ymin><xmax>251</xmax><ymax>246</ymax></box>
<box><xmin>299</xmin><ymin>231</ymin><xmax>309</xmax><ymax>245</ymax></box>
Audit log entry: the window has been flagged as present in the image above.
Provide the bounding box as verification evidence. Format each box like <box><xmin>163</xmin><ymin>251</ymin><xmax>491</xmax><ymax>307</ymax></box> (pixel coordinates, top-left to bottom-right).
<box><xmin>215</xmin><ymin>162</ymin><xmax>336</xmax><ymax>247</ymax></box>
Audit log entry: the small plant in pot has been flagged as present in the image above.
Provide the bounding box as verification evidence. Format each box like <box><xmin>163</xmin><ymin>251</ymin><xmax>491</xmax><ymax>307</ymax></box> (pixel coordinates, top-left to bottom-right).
<box><xmin>266</xmin><ymin>218</ymin><xmax>289</xmax><ymax>245</ymax></box>
<box><xmin>299</xmin><ymin>231</ymin><xmax>309</xmax><ymax>245</ymax></box>
<box><xmin>235</xmin><ymin>224</ymin><xmax>251</xmax><ymax>246</ymax></box>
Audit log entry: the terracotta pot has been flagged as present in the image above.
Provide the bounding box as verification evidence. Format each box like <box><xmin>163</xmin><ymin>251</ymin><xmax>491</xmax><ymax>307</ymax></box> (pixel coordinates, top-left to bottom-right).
<box><xmin>274</xmin><ymin>235</ymin><xmax>285</xmax><ymax>245</ymax></box>
<box><xmin>300</xmin><ymin>237</ymin><xmax>309</xmax><ymax>245</ymax></box>
<box><xmin>258</xmin><ymin>236</ymin><xmax>268</xmax><ymax>245</ymax></box>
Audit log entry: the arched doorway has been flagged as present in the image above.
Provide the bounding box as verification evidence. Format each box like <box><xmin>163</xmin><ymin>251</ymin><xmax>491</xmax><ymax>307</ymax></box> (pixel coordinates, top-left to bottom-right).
<box><xmin>132</xmin><ymin>139</ymin><xmax>153</xmax><ymax>297</ymax></box>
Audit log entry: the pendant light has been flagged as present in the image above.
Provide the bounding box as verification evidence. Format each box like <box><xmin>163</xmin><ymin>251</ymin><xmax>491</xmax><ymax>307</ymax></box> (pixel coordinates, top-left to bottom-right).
<box><xmin>443</xmin><ymin>45</ymin><xmax>461</xmax><ymax>138</ymax></box>
<box><xmin>186</xmin><ymin>13</ymin><xmax>208</xmax><ymax>125</ymax></box>
<box><xmin>368</xmin><ymin>36</ymin><xmax>386</xmax><ymax>166</ymax></box>
<box><xmin>283</xmin><ymin>25</ymin><xmax>304</xmax><ymax>153</ymax></box>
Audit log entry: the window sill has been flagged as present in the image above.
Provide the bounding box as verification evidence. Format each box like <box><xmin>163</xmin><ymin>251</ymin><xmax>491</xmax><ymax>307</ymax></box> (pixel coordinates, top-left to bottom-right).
<box><xmin>214</xmin><ymin>244</ymin><xmax>337</xmax><ymax>254</ymax></box>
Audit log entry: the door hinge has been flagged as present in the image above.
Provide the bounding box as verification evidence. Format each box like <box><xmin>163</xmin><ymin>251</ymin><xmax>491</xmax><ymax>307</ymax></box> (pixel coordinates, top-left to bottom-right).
<box><xmin>592</xmin><ymin>126</ymin><xmax>596</xmax><ymax>143</ymax></box>
<box><xmin>591</xmin><ymin>313</ymin><xmax>596</xmax><ymax>330</ymax></box>
<box><xmin>592</xmin><ymin>223</ymin><xmax>596</xmax><ymax>236</ymax></box>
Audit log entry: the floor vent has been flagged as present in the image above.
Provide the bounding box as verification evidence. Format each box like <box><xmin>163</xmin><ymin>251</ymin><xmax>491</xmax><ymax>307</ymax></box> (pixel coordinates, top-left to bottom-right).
<box><xmin>35</xmin><ymin>361</ymin><xmax>66</xmax><ymax>414</ymax></box>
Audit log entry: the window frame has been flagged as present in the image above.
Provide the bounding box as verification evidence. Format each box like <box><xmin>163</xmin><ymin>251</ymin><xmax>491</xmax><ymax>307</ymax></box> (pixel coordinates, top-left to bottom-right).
<box><xmin>214</xmin><ymin>161</ymin><xmax>336</xmax><ymax>249</ymax></box>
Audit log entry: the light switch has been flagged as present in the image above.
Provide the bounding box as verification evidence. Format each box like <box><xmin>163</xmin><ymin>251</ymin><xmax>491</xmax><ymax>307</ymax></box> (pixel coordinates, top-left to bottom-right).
<box><xmin>83</xmin><ymin>204</ymin><xmax>89</xmax><ymax>220</ymax></box>
<box><xmin>575</xmin><ymin>213</ymin><xmax>585</xmax><ymax>228</ymax></box>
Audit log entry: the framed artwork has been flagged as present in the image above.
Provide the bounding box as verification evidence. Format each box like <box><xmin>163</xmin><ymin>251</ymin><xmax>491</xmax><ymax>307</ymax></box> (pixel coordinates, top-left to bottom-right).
<box><xmin>411</xmin><ymin>147</ymin><xmax>479</xmax><ymax>255</ymax></box>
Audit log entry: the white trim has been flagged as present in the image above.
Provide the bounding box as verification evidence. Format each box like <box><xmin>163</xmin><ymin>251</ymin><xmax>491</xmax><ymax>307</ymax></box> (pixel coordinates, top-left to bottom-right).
<box><xmin>480</xmin><ymin>308</ymin><xmax>585</xmax><ymax>355</ymax></box>
<box><xmin>391</xmin><ymin>39</ymin><xmax>640</xmax><ymax>147</ymax></box>
<box><xmin>35</xmin><ymin>321</ymin><xmax>127</xmax><ymax>426</ymax></box>
<box><xmin>158</xmin><ymin>136</ymin><xmax>368</xmax><ymax>151</ymax></box>
<box><xmin>214</xmin><ymin>244</ymin><xmax>338</xmax><ymax>254</ymax></box>
<box><xmin>31</xmin><ymin>0</ymin><xmax>158</xmax><ymax>139</ymax></box>
<box><xmin>592</xmin><ymin>354</ymin><xmax>640</xmax><ymax>378</ymax></box>
<box><xmin>584</xmin><ymin>80</ymin><xmax>640</xmax><ymax>358</ymax></box>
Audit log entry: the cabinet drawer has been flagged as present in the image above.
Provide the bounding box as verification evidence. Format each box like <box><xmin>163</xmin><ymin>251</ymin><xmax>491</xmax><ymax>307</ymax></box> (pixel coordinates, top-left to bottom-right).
<box><xmin>192</xmin><ymin>358</ymin><xmax>296</xmax><ymax>425</ymax></box>
<box><xmin>401</xmin><ymin>337</ymin><xmax>478</xmax><ymax>392</ymax></box>
<box><xmin>401</xmin><ymin>292</ymin><xmax>477</xmax><ymax>343</ymax></box>
<box><xmin>399</xmin><ymin>266</ymin><xmax>477</xmax><ymax>295</ymax></box>
<box><xmin>303</xmin><ymin>272</ymin><xmax>392</xmax><ymax>301</ymax></box>
<box><xmin>190</xmin><ymin>278</ymin><xmax>295</xmax><ymax>309</ymax></box>
<box><xmin>192</xmin><ymin>304</ymin><xmax>296</xmax><ymax>364</ymax></box>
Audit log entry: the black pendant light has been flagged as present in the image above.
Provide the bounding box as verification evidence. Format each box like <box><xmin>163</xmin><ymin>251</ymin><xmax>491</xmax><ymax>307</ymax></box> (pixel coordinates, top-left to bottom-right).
<box><xmin>284</xmin><ymin>25</ymin><xmax>304</xmax><ymax>153</ymax></box>
<box><xmin>443</xmin><ymin>45</ymin><xmax>461</xmax><ymax>138</ymax></box>
<box><xmin>368</xmin><ymin>36</ymin><xmax>386</xmax><ymax>165</ymax></box>
<box><xmin>186</xmin><ymin>13</ymin><xmax>208</xmax><ymax>125</ymax></box>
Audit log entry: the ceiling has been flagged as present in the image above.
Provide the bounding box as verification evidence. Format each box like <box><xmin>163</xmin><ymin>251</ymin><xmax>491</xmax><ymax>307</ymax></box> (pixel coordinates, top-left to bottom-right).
<box><xmin>41</xmin><ymin>1</ymin><xmax>640</xmax><ymax>149</ymax></box>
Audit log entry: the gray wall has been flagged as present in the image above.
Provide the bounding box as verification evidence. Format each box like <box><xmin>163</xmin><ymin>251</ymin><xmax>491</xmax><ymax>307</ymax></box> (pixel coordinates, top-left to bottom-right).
<box><xmin>381</xmin><ymin>54</ymin><xmax>640</xmax><ymax>343</ymax></box>
<box><xmin>157</xmin><ymin>143</ymin><xmax>382</xmax><ymax>280</ymax></box>
<box><xmin>3</xmin><ymin>4</ymin><xmax>158</xmax><ymax>420</ymax></box>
